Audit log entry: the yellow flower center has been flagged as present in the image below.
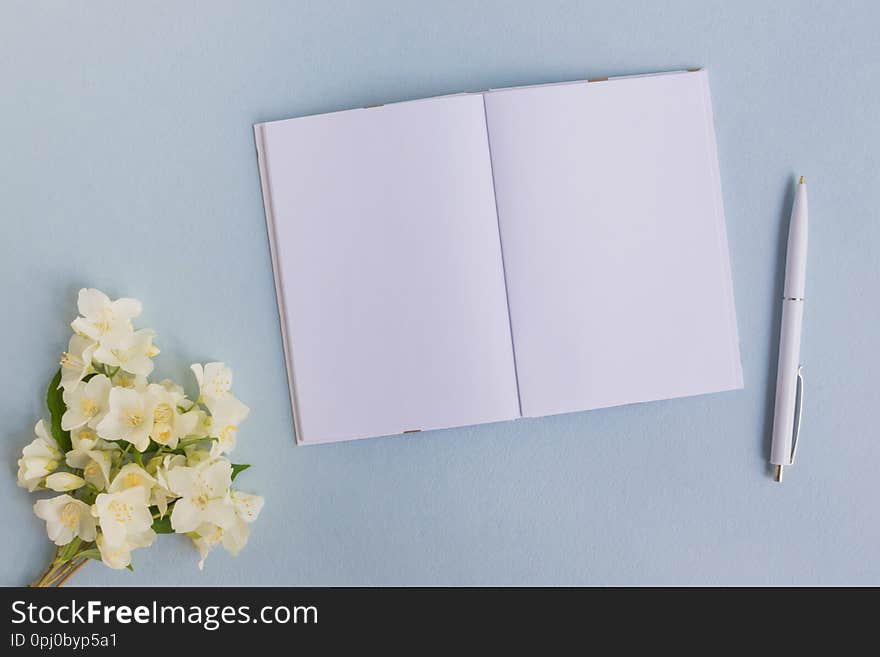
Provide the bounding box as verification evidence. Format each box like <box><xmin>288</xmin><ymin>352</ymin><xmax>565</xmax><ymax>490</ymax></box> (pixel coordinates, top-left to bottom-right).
<box><xmin>60</xmin><ymin>502</ymin><xmax>81</xmax><ymax>530</ymax></box>
<box><xmin>78</xmin><ymin>428</ymin><xmax>96</xmax><ymax>442</ymax></box>
<box><xmin>196</xmin><ymin>494</ymin><xmax>210</xmax><ymax>510</ymax></box>
<box><xmin>115</xmin><ymin>374</ymin><xmax>134</xmax><ymax>388</ymax></box>
<box><xmin>109</xmin><ymin>500</ymin><xmax>134</xmax><ymax>522</ymax></box>
<box><xmin>156</xmin><ymin>426</ymin><xmax>172</xmax><ymax>444</ymax></box>
<box><xmin>219</xmin><ymin>425</ymin><xmax>237</xmax><ymax>447</ymax></box>
<box><xmin>124</xmin><ymin>409</ymin><xmax>143</xmax><ymax>427</ymax></box>
<box><xmin>123</xmin><ymin>472</ymin><xmax>141</xmax><ymax>488</ymax></box>
<box><xmin>208</xmin><ymin>376</ymin><xmax>231</xmax><ymax>397</ymax></box>
<box><xmin>154</xmin><ymin>403</ymin><xmax>173</xmax><ymax>424</ymax></box>
<box><xmin>95</xmin><ymin>313</ymin><xmax>114</xmax><ymax>335</ymax></box>
<box><xmin>80</xmin><ymin>398</ymin><xmax>98</xmax><ymax>417</ymax></box>
<box><xmin>84</xmin><ymin>462</ymin><xmax>100</xmax><ymax>478</ymax></box>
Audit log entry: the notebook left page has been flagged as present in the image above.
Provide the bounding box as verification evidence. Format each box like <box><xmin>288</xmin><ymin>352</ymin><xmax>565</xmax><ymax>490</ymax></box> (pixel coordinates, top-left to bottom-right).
<box><xmin>256</xmin><ymin>94</ymin><xmax>520</xmax><ymax>445</ymax></box>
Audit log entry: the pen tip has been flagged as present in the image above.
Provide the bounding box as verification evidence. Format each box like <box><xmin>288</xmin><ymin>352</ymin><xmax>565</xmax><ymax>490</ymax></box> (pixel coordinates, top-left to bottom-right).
<box><xmin>774</xmin><ymin>464</ymin><xmax>784</xmax><ymax>482</ymax></box>
<box><xmin>798</xmin><ymin>176</ymin><xmax>805</xmax><ymax>185</ymax></box>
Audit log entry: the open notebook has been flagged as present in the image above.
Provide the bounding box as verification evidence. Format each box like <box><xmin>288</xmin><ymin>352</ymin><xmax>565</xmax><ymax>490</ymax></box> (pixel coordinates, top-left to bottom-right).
<box><xmin>255</xmin><ymin>69</ymin><xmax>742</xmax><ymax>445</ymax></box>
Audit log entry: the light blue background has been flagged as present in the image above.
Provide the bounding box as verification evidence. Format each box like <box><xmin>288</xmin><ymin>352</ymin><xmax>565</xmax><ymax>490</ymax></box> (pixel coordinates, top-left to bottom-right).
<box><xmin>2</xmin><ymin>0</ymin><xmax>878</xmax><ymax>586</ymax></box>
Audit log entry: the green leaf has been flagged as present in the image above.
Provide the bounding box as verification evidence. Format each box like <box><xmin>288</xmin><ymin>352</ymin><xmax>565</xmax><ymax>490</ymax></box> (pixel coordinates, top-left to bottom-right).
<box><xmin>46</xmin><ymin>369</ymin><xmax>72</xmax><ymax>452</ymax></box>
<box><xmin>151</xmin><ymin>515</ymin><xmax>174</xmax><ymax>534</ymax></box>
<box><xmin>57</xmin><ymin>537</ymin><xmax>82</xmax><ymax>563</ymax></box>
<box><xmin>231</xmin><ymin>463</ymin><xmax>250</xmax><ymax>481</ymax></box>
<box><xmin>126</xmin><ymin>564</ymin><xmax>134</xmax><ymax>572</ymax></box>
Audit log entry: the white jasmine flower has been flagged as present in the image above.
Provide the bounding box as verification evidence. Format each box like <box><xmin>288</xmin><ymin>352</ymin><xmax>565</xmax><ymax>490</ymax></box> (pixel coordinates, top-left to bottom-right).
<box><xmin>191</xmin><ymin>362</ymin><xmax>249</xmax><ymax>420</ymax></box>
<box><xmin>23</xmin><ymin>290</ymin><xmax>263</xmax><ymax>579</ymax></box>
<box><xmin>95</xmin><ymin>534</ymin><xmax>133</xmax><ymax>570</ymax></box>
<box><xmin>82</xmin><ymin>452</ymin><xmax>114</xmax><ymax>491</ymax></box>
<box><xmin>190</xmin><ymin>362</ymin><xmax>233</xmax><ymax>405</ymax></box>
<box><xmin>70</xmin><ymin>288</ymin><xmax>141</xmax><ymax>348</ymax></box>
<box><xmin>108</xmin><ymin>463</ymin><xmax>157</xmax><ymax>493</ymax></box>
<box><xmin>61</xmin><ymin>374</ymin><xmax>111</xmax><ymax>431</ymax></box>
<box><xmin>149</xmin><ymin>454</ymin><xmax>186</xmax><ymax>517</ymax></box>
<box><xmin>146</xmin><ymin>382</ymin><xmax>199</xmax><ymax>448</ymax></box>
<box><xmin>168</xmin><ymin>459</ymin><xmax>235</xmax><ymax>534</ymax></box>
<box><xmin>222</xmin><ymin>491</ymin><xmax>264</xmax><ymax>555</ymax></box>
<box><xmin>68</xmin><ymin>425</ymin><xmax>117</xmax><ymax>453</ymax></box>
<box><xmin>44</xmin><ymin>472</ymin><xmax>87</xmax><ymax>492</ymax></box>
<box><xmin>210</xmin><ymin>395</ymin><xmax>249</xmax><ymax>426</ymax></box>
<box><xmin>230</xmin><ymin>490</ymin><xmax>264</xmax><ymax>524</ymax></box>
<box><xmin>33</xmin><ymin>495</ymin><xmax>97</xmax><ymax>546</ymax></box>
<box><xmin>17</xmin><ymin>421</ymin><xmax>62</xmax><ymax>491</ymax></box>
<box><xmin>92</xmin><ymin>486</ymin><xmax>156</xmax><ymax>550</ymax></box>
<box><xmin>191</xmin><ymin>363</ymin><xmax>249</xmax><ymax>455</ymax></box>
<box><xmin>191</xmin><ymin>523</ymin><xmax>227</xmax><ymax>570</ymax></box>
<box><xmin>110</xmin><ymin>370</ymin><xmax>148</xmax><ymax>391</ymax></box>
<box><xmin>96</xmin><ymin>387</ymin><xmax>157</xmax><ymax>451</ymax></box>
<box><xmin>70</xmin><ymin>425</ymin><xmax>99</xmax><ymax>450</ymax></box>
<box><xmin>65</xmin><ymin>427</ymin><xmax>116</xmax><ymax>491</ymax></box>
<box><xmin>59</xmin><ymin>334</ymin><xmax>97</xmax><ymax>391</ymax></box>
<box><xmin>189</xmin><ymin>492</ymin><xmax>263</xmax><ymax>569</ymax></box>
<box><xmin>158</xmin><ymin>378</ymin><xmax>198</xmax><ymax>414</ymax></box>
<box><xmin>93</xmin><ymin>328</ymin><xmax>158</xmax><ymax>377</ymax></box>
<box><xmin>207</xmin><ymin>410</ymin><xmax>247</xmax><ymax>456</ymax></box>
<box><xmin>191</xmin><ymin>520</ymin><xmax>248</xmax><ymax>569</ymax></box>
<box><xmin>159</xmin><ymin>379</ymin><xmax>186</xmax><ymax>397</ymax></box>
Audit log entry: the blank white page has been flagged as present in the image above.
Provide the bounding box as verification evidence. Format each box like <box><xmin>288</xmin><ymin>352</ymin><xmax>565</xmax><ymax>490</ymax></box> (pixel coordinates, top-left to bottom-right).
<box><xmin>484</xmin><ymin>71</ymin><xmax>743</xmax><ymax>418</ymax></box>
<box><xmin>256</xmin><ymin>94</ymin><xmax>519</xmax><ymax>444</ymax></box>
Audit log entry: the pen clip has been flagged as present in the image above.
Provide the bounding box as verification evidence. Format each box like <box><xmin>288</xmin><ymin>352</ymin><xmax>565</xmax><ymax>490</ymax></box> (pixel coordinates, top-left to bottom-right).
<box><xmin>790</xmin><ymin>366</ymin><xmax>805</xmax><ymax>463</ymax></box>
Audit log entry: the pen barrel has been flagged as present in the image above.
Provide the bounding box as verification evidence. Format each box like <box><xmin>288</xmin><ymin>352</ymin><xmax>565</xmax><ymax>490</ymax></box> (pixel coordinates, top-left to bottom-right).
<box><xmin>770</xmin><ymin>299</ymin><xmax>804</xmax><ymax>465</ymax></box>
<box><xmin>783</xmin><ymin>184</ymin><xmax>808</xmax><ymax>298</ymax></box>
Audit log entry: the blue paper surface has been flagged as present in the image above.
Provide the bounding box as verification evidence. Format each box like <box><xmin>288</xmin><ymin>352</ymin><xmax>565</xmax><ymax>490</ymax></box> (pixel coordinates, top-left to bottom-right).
<box><xmin>1</xmin><ymin>0</ymin><xmax>878</xmax><ymax>585</ymax></box>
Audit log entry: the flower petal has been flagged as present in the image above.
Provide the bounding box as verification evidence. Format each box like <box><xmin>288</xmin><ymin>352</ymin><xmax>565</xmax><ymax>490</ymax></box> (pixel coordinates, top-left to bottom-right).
<box><xmin>77</xmin><ymin>288</ymin><xmax>110</xmax><ymax>318</ymax></box>
<box><xmin>221</xmin><ymin>517</ymin><xmax>250</xmax><ymax>556</ymax></box>
<box><xmin>96</xmin><ymin>535</ymin><xmax>131</xmax><ymax>570</ymax></box>
<box><xmin>112</xmin><ymin>297</ymin><xmax>142</xmax><ymax>320</ymax></box>
<box><xmin>170</xmin><ymin>497</ymin><xmax>202</xmax><ymax>533</ymax></box>
<box><xmin>202</xmin><ymin>460</ymin><xmax>233</xmax><ymax>498</ymax></box>
<box><xmin>190</xmin><ymin>363</ymin><xmax>205</xmax><ymax>388</ymax></box>
<box><xmin>166</xmin><ymin>466</ymin><xmax>196</xmax><ymax>498</ymax></box>
<box><xmin>231</xmin><ymin>491</ymin><xmax>264</xmax><ymax>523</ymax></box>
<box><xmin>61</xmin><ymin>407</ymin><xmax>88</xmax><ymax>431</ymax></box>
<box><xmin>34</xmin><ymin>420</ymin><xmax>54</xmax><ymax>445</ymax></box>
<box><xmin>121</xmin><ymin>354</ymin><xmax>154</xmax><ymax>377</ymax></box>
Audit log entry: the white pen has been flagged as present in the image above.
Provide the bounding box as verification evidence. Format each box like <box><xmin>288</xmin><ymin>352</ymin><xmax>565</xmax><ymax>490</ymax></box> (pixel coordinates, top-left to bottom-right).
<box><xmin>770</xmin><ymin>176</ymin><xmax>808</xmax><ymax>482</ymax></box>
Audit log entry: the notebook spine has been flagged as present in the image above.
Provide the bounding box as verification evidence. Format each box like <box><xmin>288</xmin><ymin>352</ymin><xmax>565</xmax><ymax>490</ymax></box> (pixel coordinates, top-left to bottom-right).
<box><xmin>254</xmin><ymin>124</ymin><xmax>307</xmax><ymax>445</ymax></box>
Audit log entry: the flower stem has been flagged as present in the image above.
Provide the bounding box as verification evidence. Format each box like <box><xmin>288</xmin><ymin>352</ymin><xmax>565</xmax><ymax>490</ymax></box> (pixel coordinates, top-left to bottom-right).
<box><xmin>53</xmin><ymin>558</ymin><xmax>89</xmax><ymax>587</ymax></box>
<box><xmin>30</xmin><ymin>544</ymin><xmax>92</xmax><ymax>587</ymax></box>
<box><xmin>31</xmin><ymin>548</ymin><xmax>62</xmax><ymax>587</ymax></box>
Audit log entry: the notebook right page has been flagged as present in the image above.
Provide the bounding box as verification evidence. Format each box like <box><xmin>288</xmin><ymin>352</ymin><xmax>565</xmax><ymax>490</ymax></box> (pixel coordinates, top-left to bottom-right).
<box><xmin>484</xmin><ymin>70</ymin><xmax>743</xmax><ymax>418</ymax></box>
